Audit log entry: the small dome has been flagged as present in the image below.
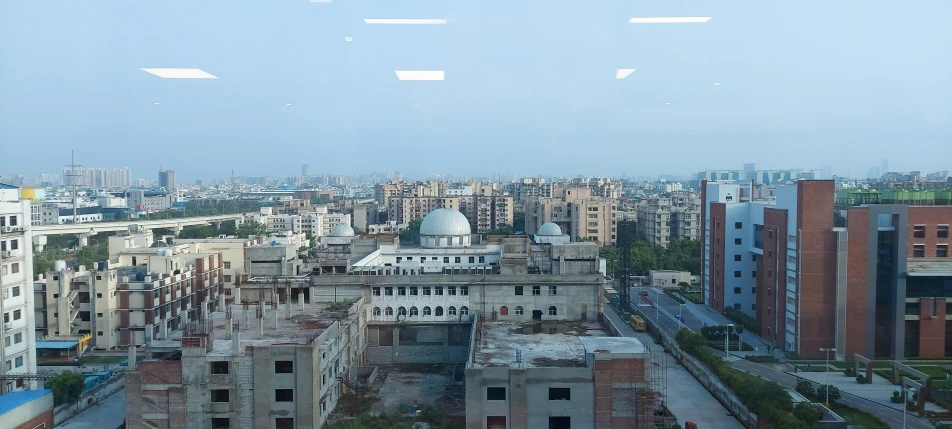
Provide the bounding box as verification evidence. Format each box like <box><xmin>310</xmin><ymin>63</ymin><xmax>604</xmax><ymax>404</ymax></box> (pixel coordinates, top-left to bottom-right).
<box><xmin>537</xmin><ymin>222</ymin><xmax>563</xmax><ymax>236</ymax></box>
<box><xmin>329</xmin><ymin>223</ymin><xmax>355</xmax><ymax>237</ymax></box>
<box><xmin>420</xmin><ymin>208</ymin><xmax>471</xmax><ymax>236</ymax></box>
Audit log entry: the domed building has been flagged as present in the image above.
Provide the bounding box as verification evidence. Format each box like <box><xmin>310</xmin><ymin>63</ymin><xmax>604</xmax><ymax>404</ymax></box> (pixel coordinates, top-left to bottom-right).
<box><xmin>329</xmin><ymin>223</ymin><xmax>355</xmax><ymax>237</ymax></box>
<box><xmin>419</xmin><ymin>208</ymin><xmax>473</xmax><ymax>248</ymax></box>
<box><xmin>534</xmin><ymin>221</ymin><xmax>570</xmax><ymax>245</ymax></box>
<box><xmin>321</xmin><ymin>222</ymin><xmax>356</xmax><ymax>247</ymax></box>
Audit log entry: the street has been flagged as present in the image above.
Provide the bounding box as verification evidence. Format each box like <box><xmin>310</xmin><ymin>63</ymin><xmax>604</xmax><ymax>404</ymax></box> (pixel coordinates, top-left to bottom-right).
<box><xmin>55</xmin><ymin>388</ymin><xmax>126</xmax><ymax>429</ymax></box>
<box><xmin>625</xmin><ymin>286</ymin><xmax>935</xmax><ymax>429</ymax></box>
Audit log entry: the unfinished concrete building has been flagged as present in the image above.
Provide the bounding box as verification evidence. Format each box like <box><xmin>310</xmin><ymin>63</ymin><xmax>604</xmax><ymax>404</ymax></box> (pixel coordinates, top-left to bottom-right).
<box><xmin>465</xmin><ymin>322</ymin><xmax>661</xmax><ymax>429</ymax></box>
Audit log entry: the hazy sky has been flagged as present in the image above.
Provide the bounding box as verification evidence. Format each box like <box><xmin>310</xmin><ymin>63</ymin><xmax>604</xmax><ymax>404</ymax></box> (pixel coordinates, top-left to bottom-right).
<box><xmin>1</xmin><ymin>0</ymin><xmax>950</xmax><ymax>181</ymax></box>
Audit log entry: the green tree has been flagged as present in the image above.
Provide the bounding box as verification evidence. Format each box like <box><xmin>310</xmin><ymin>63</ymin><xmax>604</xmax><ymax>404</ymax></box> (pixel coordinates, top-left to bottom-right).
<box><xmin>485</xmin><ymin>225</ymin><xmax>514</xmax><ymax>235</ymax></box>
<box><xmin>46</xmin><ymin>371</ymin><xmax>85</xmax><ymax>405</ymax></box>
<box><xmin>398</xmin><ymin>219</ymin><xmax>423</xmax><ymax>244</ymax></box>
<box><xmin>219</xmin><ymin>220</ymin><xmax>238</xmax><ymax>236</ymax></box>
<box><xmin>792</xmin><ymin>403</ymin><xmax>822</xmax><ymax>426</ymax></box>
<box><xmin>513</xmin><ymin>211</ymin><xmax>526</xmax><ymax>232</ymax></box>
<box><xmin>675</xmin><ymin>328</ymin><xmax>706</xmax><ymax>354</ymax></box>
<box><xmin>236</xmin><ymin>221</ymin><xmax>268</xmax><ymax>237</ymax></box>
<box><xmin>816</xmin><ymin>385</ymin><xmax>841</xmax><ymax>404</ymax></box>
<box><xmin>179</xmin><ymin>225</ymin><xmax>215</xmax><ymax>239</ymax></box>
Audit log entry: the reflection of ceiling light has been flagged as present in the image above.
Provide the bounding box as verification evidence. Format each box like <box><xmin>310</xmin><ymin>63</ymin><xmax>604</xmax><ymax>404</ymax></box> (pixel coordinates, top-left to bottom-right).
<box><xmin>364</xmin><ymin>18</ymin><xmax>447</xmax><ymax>25</ymax></box>
<box><xmin>395</xmin><ymin>70</ymin><xmax>444</xmax><ymax>81</ymax></box>
<box><xmin>344</xmin><ymin>37</ymin><xmax>352</xmax><ymax>42</ymax></box>
<box><xmin>714</xmin><ymin>82</ymin><xmax>721</xmax><ymax>86</ymax></box>
<box><xmin>665</xmin><ymin>102</ymin><xmax>671</xmax><ymax>105</ymax></box>
<box><xmin>616</xmin><ymin>69</ymin><xmax>636</xmax><ymax>79</ymax></box>
<box><xmin>310</xmin><ymin>0</ymin><xmax>331</xmax><ymax>2</ymax></box>
<box><xmin>629</xmin><ymin>17</ymin><xmax>712</xmax><ymax>24</ymax></box>
<box><xmin>286</xmin><ymin>103</ymin><xmax>292</xmax><ymax>106</ymax></box>
<box><xmin>140</xmin><ymin>68</ymin><xmax>217</xmax><ymax>79</ymax></box>
<box><xmin>154</xmin><ymin>102</ymin><xmax>160</xmax><ymax>105</ymax></box>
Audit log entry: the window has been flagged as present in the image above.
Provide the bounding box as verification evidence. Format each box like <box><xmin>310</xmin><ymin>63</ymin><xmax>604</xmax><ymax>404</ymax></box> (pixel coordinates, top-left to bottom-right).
<box><xmin>479</xmin><ymin>256</ymin><xmax>485</xmax><ymax>263</ymax></box>
<box><xmin>515</xmin><ymin>286</ymin><xmax>523</xmax><ymax>295</ymax></box>
<box><xmin>735</xmin><ymin>222</ymin><xmax>743</xmax><ymax>229</ymax></box>
<box><xmin>372</xmin><ymin>287</ymin><xmax>381</xmax><ymax>296</ymax></box>
<box><xmin>548</xmin><ymin>306</ymin><xmax>557</xmax><ymax>316</ymax></box>
<box><xmin>443</xmin><ymin>257</ymin><xmax>450</xmax><ymax>263</ymax></box>
<box><xmin>210</xmin><ymin>389</ymin><xmax>230</xmax><ymax>402</ymax></box>
<box><xmin>734</xmin><ymin>271</ymin><xmax>741</xmax><ymax>278</ymax></box>
<box><xmin>12</xmin><ymin>310</ymin><xmax>20</xmax><ymax>320</ymax></box>
<box><xmin>422</xmin><ymin>287</ymin><xmax>431</xmax><ymax>295</ymax></box>
<box><xmin>372</xmin><ymin>307</ymin><xmax>381</xmax><ymax>316</ymax></box>
<box><xmin>448</xmin><ymin>306</ymin><xmax>457</xmax><ymax>316</ymax></box>
<box><xmin>14</xmin><ymin>333</ymin><xmax>22</xmax><ymax>344</ymax></box>
<box><xmin>14</xmin><ymin>356</ymin><xmax>22</xmax><ymax>368</ymax></box>
<box><xmin>398</xmin><ymin>287</ymin><xmax>406</xmax><ymax>296</ymax></box>
<box><xmin>914</xmin><ymin>245</ymin><xmax>925</xmax><ymax>258</ymax></box>
<box><xmin>734</xmin><ymin>255</ymin><xmax>742</xmax><ymax>262</ymax></box>
<box><xmin>224</xmin><ymin>262</ymin><xmax>231</xmax><ymax>269</ymax></box>
<box><xmin>460</xmin><ymin>306</ymin><xmax>469</xmax><ymax>315</ymax></box>
<box><xmin>410</xmin><ymin>287</ymin><xmax>418</xmax><ymax>296</ymax></box>
<box><xmin>548</xmin><ymin>286</ymin><xmax>557</xmax><ymax>296</ymax></box>
<box><xmin>733</xmin><ymin>303</ymin><xmax>741</xmax><ymax>310</ymax></box>
<box><xmin>914</xmin><ymin>225</ymin><xmax>926</xmax><ymax>238</ymax></box>
<box><xmin>939</xmin><ymin>245</ymin><xmax>949</xmax><ymax>258</ymax></box>
<box><xmin>275</xmin><ymin>389</ymin><xmax>294</xmax><ymax>402</ymax></box>
<box><xmin>385</xmin><ymin>287</ymin><xmax>393</xmax><ymax>296</ymax></box>
<box><xmin>448</xmin><ymin>286</ymin><xmax>457</xmax><ymax>295</ymax></box>
<box><xmin>532</xmin><ymin>286</ymin><xmax>541</xmax><ymax>296</ymax></box>
<box><xmin>385</xmin><ymin>307</ymin><xmax>393</xmax><ymax>316</ymax></box>
<box><xmin>752</xmin><ymin>271</ymin><xmax>757</xmax><ymax>278</ymax></box>
<box><xmin>768</xmin><ymin>269</ymin><xmax>772</xmax><ymax>278</ymax></box>
<box><xmin>735</xmin><ymin>238</ymin><xmax>742</xmax><ymax>245</ymax></box>
<box><xmin>396</xmin><ymin>257</ymin><xmax>402</xmax><ymax>263</ymax></box>
<box><xmin>11</xmin><ymin>286</ymin><xmax>19</xmax><ymax>297</ymax></box>
<box><xmin>549</xmin><ymin>417</ymin><xmax>571</xmax><ymax>429</ymax></box>
<box><xmin>469</xmin><ymin>256</ymin><xmax>475</xmax><ymax>263</ymax></box>
<box><xmin>435</xmin><ymin>306</ymin><xmax>444</xmax><ymax>316</ymax></box>
<box><xmin>275</xmin><ymin>418</ymin><xmax>294</xmax><ymax>429</ymax></box>
<box><xmin>752</xmin><ymin>303</ymin><xmax>756</xmax><ymax>310</ymax></box>
<box><xmin>939</xmin><ymin>225</ymin><xmax>950</xmax><ymax>238</ymax></box>
<box><xmin>409</xmin><ymin>307</ymin><xmax>419</xmax><ymax>316</ymax></box>
<box><xmin>454</xmin><ymin>257</ymin><xmax>461</xmax><ymax>263</ymax></box>
<box><xmin>211</xmin><ymin>418</ymin><xmax>231</xmax><ymax>429</ymax></box>
<box><xmin>733</xmin><ymin>287</ymin><xmax>741</xmax><ymax>294</ymax></box>
<box><xmin>515</xmin><ymin>306</ymin><xmax>524</xmax><ymax>315</ymax></box>
<box><xmin>460</xmin><ymin>286</ymin><xmax>469</xmax><ymax>296</ymax></box>
<box><xmin>275</xmin><ymin>361</ymin><xmax>294</xmax><ymax>373</ymax></box>
<box><xmin>487</xmin><ymin>387</ymin><xmax>507</xmax><ymax>401</ymax></box>
<box><xmin>11</xmin><ymin>263</ymin><xmax>18</xmax><ymax>274</ymax></box>
<box><xmin>397</xmin><ymin>307</ymin><xmax>407</xmax><ymax>317</ymax></box>
<box><xmin>549</xmin><ymin>387</ymin><xmax>571</xmax><ymax>400</ymax></box>
<box><xmin>210</xmin><ymin>361</ymin><xmax>229</xmax><ymax>374</ymax></box>
<box><xmin>752</xmin><ymin>287</ymin><xmax>757</xmax><ymax>294</ymax></box>
<box><xmin>435</xmin><ymin>287</ymin><xmax>443</xmax><ymax>296</ymax></box>
<box><xmin>10</xmin><ymin>240</ymin><xmax>18</xmax><ymax>250</ymax></box>
<box><xmin>423</xmin><ymin>306</ymin><xmax>432</xmax><ymax>316</ymax></box>
<box><xmin>223</xmin><ymin>275</ymin><xmax>232</xmax><ymax>282</ymax></box>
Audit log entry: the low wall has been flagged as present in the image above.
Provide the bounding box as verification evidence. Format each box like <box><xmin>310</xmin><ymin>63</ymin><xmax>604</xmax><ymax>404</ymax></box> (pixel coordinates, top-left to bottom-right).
<box><xmin>366</xmin><ymin>345</ymin><xmax>470</xmax><ymax>364</ymax></box>
<box><xmin>52</xmin><ymin>373</ymin><xmax>125</xmax><ymax>426</ymax></box>
<box><xmin>356</xmin><ymin>366</ymin><xmax>379</xmax><ymax>386</ymax></box>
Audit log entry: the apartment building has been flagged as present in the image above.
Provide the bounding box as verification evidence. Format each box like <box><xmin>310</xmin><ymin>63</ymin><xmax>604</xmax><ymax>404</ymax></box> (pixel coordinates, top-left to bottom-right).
<box><xmin>636</xmin><ymin>195</ymin><xmax>702</xmax><ymax>247</ymax></box>
<box><xmin>255</xmin><ymin>206</ymin><xmax>351</xmax><ymax>237</ymax></box>
<box><xmin>1</xmin><ymin>184</ymin><xmax>38</xmax><ymax>394</ymax></box>
<box><xmin>374</xmin><ymin>180</ymin><xmax>442</xmax><ymax>206</ymax></box>
<box><xmin>525</xmin><ymin>187</ymin><xmax>617</xmax><ymax>246</ymax></box>
<box><xmin>701</xmin><ymin>180</ymin><xmax>952</xmax><ymax>360</ymax></box>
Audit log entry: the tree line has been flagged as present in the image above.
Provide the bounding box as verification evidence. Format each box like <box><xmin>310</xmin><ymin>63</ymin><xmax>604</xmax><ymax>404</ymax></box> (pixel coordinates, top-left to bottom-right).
<box><xmin>599</xmin><ymin>237</ymin><xmax>702</xmax><ymax>276</ymax></box>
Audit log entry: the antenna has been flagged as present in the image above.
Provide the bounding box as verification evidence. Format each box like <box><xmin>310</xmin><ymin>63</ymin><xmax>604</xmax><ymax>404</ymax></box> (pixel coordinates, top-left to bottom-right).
<box><xmin>65</xmin><ymin>150</ymin><xmax>83</xmax><ymax>225</ymax></box>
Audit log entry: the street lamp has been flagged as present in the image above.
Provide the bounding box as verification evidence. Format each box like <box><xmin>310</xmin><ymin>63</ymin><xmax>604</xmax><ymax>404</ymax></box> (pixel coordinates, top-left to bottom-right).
<box><xmin>819</xmin><ymin>347</ymin><xmax>837</xmax><ymax>407</ymax></box>
<box><xmin>654</xmin><ymin>288</ymin><xmax>662</xmax><ymax>324</ymax></box>
<box><xmin>725</xmin><ymin>323</ymin><xmax>734</xmax><ymax>359</ymax></box>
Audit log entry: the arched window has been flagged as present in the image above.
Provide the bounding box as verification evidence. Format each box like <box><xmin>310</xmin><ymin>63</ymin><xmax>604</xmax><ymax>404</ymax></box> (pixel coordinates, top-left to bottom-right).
<box><xmin>372</xmin><ymin>307</ymin><xmax>381</xmax><ymax>316</ymax></box>
<box><xmin>435</xmin><ymin>306</ymin><xmax>444</xmax><ymax>316</ymax></box>
<box><xmin>385</xmin><ymin>307</ymin><xmax>393</xmax><ymax>316</ymax></box>
<box><xmin>515</xmin><ymin>306</ymin><xmax>524</xmax><ymax>315</ymax></box>
<box><xmin>423</xmin><ymin>306</ymin><xmax>432</xmax><ymax>316</ymax></box>
<box><xmin>460</xmin><ymin>306</ymin><xmax>469</xmax><ymax>316</ymax></box>
<box><xmin>409</xmin><ymin>306</ymin><xmax>419</xmax><ymax>317</ymax></box>
<box><xmin>499</xmin><ymin>306</ymin><xmax>509</xmax><ymax>316</ymax></box>
<box><xmin>548</xmin><ymin>306</ymin><xmax>557</xmax><ymax>316</ymax></box>
<box><xmin>398</xmin><ymin>307</ymin><xmax>407</xmax><ymax>316</ymax></box>
<box><xmin>448</xmin><ymin>306</ymin><xmax>457</xmax><ymax>316</ymax></box>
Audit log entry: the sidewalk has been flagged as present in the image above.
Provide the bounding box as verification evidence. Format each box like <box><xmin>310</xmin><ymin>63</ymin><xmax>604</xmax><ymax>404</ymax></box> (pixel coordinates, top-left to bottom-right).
<box><xmin>793</xmin><ymin>370</ymin><xmax>947</xmax><ymax>413</ymax></box>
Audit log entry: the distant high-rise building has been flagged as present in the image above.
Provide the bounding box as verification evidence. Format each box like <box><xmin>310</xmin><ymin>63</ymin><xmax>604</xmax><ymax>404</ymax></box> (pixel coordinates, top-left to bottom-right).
<box><xmin>882</xmin><ymin>158</ymin><xmax>889</xmax><ymax>176</ymax></box>
<box><xmin>302</xmin><ymin>164</ymin><xmax>310</xmax><ymax>177</ymax></box>
<box><xmin>158</xmin><ymin>169</ymin><xmax>175</xmax><ymax>190</ymax></box>
<box><xmin>393</xmin><ymin>171</ymin><xmax>403</xmax><ymax>183</ymax></box>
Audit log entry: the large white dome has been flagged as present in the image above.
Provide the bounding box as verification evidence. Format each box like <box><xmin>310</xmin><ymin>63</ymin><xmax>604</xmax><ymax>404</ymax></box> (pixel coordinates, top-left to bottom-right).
<box><xmin>420</xmin><ymin>208</ymin><xmax>471</xmax><ymax>236</ymax></box>
<box><xmin>329</xmin><ymin>223</ymin><xmax>355</xmax><ymax>237</ymax></box>
<box><xmin>537</xmin><ymin>222</ymin><xmax>563</xmax><ymax>236</ymax></box>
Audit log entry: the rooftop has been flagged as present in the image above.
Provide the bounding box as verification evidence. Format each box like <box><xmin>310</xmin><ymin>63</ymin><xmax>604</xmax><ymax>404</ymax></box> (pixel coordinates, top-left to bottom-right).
<box><xmin>472</xmin><ymin>321</ymin><xmax>607</xmax><ymax>368</ymax></box>
<box><xmin>0</xmin><ymin>389</ymin><xmax>52</xmax><ymax>416</ymax></box>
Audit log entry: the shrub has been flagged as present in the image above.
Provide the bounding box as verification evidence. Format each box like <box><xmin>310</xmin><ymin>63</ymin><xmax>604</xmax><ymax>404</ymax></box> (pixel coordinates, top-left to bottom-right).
<box><xmin>46</xmin><ymin>371</ymin><xmax>85</xmax><ymax>406</ymax></box>
<box><xmin>856</xmin><ymin>375</ymin><xmax>867</xmax><ymax>384</ymax></box>
<box><xmin>793</xmin><ymin>402</ymin><xmax>822</xmax><ymax>427</ymax></box>
<box><xmin>796</xmin><ymin>379</ymin><xmax>815</xmax><ymax>397</ymax></box>
<box><xmin>816</xmin><ymin>385</ymin><xmax>841</xmax><ymax>404</ymax></box>
<box><xmin>845</xmin><ymin>367</ymin><xmax>855</xmax><ymax>377</ymax></box>
<box><xmin>891</xmin><ymin>391</ymin><xmax>904</xmax><ymax>403</ymax></box>
<box><xmin>723</xmin><ymin>307</ymin><xmax>761</xmax><ymax>335</ymax></box>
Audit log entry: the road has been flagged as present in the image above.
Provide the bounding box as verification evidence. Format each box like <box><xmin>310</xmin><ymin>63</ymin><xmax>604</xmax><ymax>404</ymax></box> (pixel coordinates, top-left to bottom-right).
<box><xmin>56</xmin><ymin>389</ymin><xmax>125</xmax><ymax>429</ymax></box>
<box><xmin>625</xmin><ymin>286</ymin><xmax>934</xmax><ymax>429</ymax></box>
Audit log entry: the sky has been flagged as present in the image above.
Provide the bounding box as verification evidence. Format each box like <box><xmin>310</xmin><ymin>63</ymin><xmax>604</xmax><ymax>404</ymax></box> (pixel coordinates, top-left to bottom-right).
<box><xmin>1</xmin><ymin>0</ymin><xmax>950</xmax><ymax>181</ymax></box>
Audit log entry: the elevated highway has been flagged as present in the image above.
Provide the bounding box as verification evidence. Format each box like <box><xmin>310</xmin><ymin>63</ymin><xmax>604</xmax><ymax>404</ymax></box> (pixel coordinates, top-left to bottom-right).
<box><xmin>32</xmin><ymin>212</ymin><xmax>256</xmax><ymax>249</ymax></box>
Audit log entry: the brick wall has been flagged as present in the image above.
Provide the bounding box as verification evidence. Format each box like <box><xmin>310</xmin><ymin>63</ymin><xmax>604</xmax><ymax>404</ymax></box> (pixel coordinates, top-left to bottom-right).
<box><xmin>593</xmin><ymin>357</ymin><xmax>654</xmax><ymax>428</ymax></box>
<box><xmin>710</xmin><ymin>203</ymin><xmax>726</xmax><ymax>312</ymax></box>
<box><xmin>796</xmin><ymin>180</ymin><xmax>837</xmax><ymax>359</ymax></box>
<box><xmin>919</xmin><ymin>298</ymin><xmax>947</xmax><ymax>357</ymax></box>
<box><xmin>13</xmin><ymin>410</ymin><xmax>53</xmax><ymax>429</ymax></box>
<box><xmin>907</xmin><ymin>207</ymin><xmax>952</xmax><ymax>257</ymax></box>
<box><xmin>760</xmin><ymin>208</ymin><xmax>788</xmax><ymax>345</ymax></box>
<box><xmin>125</xmin><ymin>360</ymin><xmax>185</xmax><ymax>429</ymax></box>
<box><xmin>845</xmin><ymin>208</ymin><xmax>871</xmax><ymax>357</ymax></box>
<box><xmin>700</xmin><ymin>180</ymin><xmax>708</xmax><ymax>304</ymax></box>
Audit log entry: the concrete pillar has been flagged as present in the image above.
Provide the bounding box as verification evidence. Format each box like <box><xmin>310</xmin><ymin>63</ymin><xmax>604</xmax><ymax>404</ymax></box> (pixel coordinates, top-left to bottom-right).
<box><xmin>225</xmin><ymin>315</ymin><xmax>233</xmax><ymax>340</ymax></box>
<box><xmin>173</xmin><ymin>225</ymin><xmax>183</xmax><ymax>236</ymax></box>
<box><xmin>77</xmin><ymin>233</ymin><xmax>90</xmax><ymax>248</ymax></box>
<box><xmin>299</xmin><ymin>292</ymin><xmax>305</xmax><ymax>311</ymax></box>
<box><xmin>272</xmin><ymin>304</ymin><xmax>278</xmax><ymax>329</ymax></box>
<box><xmin>128</xmin><ymin>345</ymin><xmax>137</xmax><ymax>371</ymax></box>
<box><xmin>285</xmin><ymin>287</ymin><xmax>291</xmax><ymax>319</ymax></box>
<box><xmin>257</xmin><ymin>316</ymin><xmax>264</xmax><ymax>339</ymax></box>
<box><xmin>232</xmin><ymin>324</ymin><xmax>240</xmax><ymax>355</ymax></box>
<box><xmin>159</xmin><ymin>319</ymin><xmax>168</xmax><ymax>339</ymax></box>
<box><xmin>243</xmin><ymin>303</ymin><xmax>249</xmax><ymax>328</ymax></box>
<box><xmin>33</xmin><ymin>235</ymin><xmax>47</xmax><ymax>253</ymax></box>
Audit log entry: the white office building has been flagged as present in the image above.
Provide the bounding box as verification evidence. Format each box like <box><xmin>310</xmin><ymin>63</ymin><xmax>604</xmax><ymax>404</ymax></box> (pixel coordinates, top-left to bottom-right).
<box><xmin>0</xmin><ymin>184</ymin><xmax>38</xmax><ymax>394</ymax></box>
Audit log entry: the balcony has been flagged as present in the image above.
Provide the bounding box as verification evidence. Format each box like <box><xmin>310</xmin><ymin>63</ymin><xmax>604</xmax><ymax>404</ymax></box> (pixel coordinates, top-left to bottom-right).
<box><xmin>0</xmin><ymin>226</ymin><xmax>25</xmax><ymax>236</ymax></box>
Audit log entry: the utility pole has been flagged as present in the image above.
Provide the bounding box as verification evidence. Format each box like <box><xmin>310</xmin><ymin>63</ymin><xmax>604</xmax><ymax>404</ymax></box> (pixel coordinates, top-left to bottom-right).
<box><xmin>66</xmin><ymin>150</ymin><xmax>83</xmax><ymax>225</ymax></box>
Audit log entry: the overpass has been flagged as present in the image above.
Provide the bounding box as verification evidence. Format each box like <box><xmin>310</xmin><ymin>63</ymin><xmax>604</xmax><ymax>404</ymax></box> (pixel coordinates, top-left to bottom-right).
<box><xmin>32</xmin><ymin>212</ymin><xmax>256</xmax><ymax>250</ymax></box>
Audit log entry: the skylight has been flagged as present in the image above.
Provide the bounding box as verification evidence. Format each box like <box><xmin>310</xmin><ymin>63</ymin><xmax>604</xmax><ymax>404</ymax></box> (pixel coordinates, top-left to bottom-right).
<box><xmin>395</xmin><ymin>70</ymin><xmax>445</xmax><ymax>81</ymax></box>
<box><xmin>364</xmin><ymin>19</ymin><xmax>447</xmax><ymax>25</ymax></box>
<box><xmin>616</xmin><ymin>69</ymin><xmax>636</xmax><ymax>79</ymax></box>
<box><xmin>140</xmin><ymin>68</ymin><xmax>218</xmax><ymax>79</ymax></box>
<box><xmin>629</xmin><ymin>17</ymin><xmax>712</xmax><ymax>24</ymax></box>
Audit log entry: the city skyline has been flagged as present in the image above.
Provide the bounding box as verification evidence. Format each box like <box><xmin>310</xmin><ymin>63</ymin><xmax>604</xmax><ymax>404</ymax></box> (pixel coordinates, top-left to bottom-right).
<box><xmin>1</xmin><ymin>0</ymin><xmax>950</xmax><ymax>179</ymax></box>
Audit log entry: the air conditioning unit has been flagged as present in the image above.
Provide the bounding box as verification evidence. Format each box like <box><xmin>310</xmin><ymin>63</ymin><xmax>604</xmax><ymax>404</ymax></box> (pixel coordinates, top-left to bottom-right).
<box><xmin>3</xmin><ymin>323</ymin><xmax>12</xmax><ymax>330</ymax></box>
<box><xmin>1</xmin><ymin>251</ymin><xmax>11</xmax><ymax>258</ymax></box>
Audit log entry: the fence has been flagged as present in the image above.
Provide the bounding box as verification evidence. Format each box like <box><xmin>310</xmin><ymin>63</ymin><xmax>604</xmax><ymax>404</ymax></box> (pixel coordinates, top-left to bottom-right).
<box><xmin>52</xmin><ymin>373</ymin><xmax>125</xmax><ymax>426</ymax></box>
<box><xmin>629</xmin><ymin>304</ymin><xmax>759</xmax><ymax>429</ymax></box>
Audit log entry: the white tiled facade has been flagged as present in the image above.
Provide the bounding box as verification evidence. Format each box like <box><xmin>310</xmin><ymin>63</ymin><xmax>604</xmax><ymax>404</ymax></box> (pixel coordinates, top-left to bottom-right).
<box><xmin>1</xmin><ymin>192</ymin><xmax>38</xmax><ymax>394</ymax></box>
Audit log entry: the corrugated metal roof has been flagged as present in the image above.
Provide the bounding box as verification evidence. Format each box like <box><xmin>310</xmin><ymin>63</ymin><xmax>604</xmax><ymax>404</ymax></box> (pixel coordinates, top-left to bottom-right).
<box><xmin>0</xmin><ymin>389</ymin><xmax>52</xmax><ymax>416</ymax></box>
<box><xmin>35</xmin><ymin>340</ymin><xmax>80</xmax><ymax>349</ymax></box>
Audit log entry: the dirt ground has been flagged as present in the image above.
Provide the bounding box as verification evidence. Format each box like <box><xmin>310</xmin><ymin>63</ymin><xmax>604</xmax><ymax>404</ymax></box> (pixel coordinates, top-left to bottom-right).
<box><xmin>369</xmin><ymin>364</ymin><xmax>466</xmax><ymax>416</ymax></box>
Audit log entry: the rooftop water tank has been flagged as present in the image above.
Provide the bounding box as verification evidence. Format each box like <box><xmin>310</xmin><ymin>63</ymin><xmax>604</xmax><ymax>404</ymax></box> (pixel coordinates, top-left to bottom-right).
<box><xmin>53</xmin><ymin>260</ymin><xmax>67</xmax><ymax>272</ymax></box>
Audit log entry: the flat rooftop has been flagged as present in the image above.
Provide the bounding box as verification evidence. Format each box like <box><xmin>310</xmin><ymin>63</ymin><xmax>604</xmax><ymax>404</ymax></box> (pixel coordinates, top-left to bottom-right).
<box><xmin>472</xmin><ymin>321</ymin><xmax>607</xmax><ymax>368</ymax></box>
<box><xmin>207</xmin><ymin>301</ymin><xmax>354</xmax><ymax>355</ymax></box>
